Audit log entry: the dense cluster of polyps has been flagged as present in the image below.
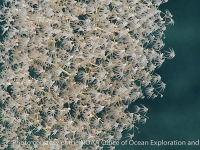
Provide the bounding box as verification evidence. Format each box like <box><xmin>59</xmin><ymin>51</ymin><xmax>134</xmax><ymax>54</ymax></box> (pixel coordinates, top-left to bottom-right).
<box><xmin>0</xmin><ymin>0</ymin><xmax>174</xmax><ymax>149</ymax></box>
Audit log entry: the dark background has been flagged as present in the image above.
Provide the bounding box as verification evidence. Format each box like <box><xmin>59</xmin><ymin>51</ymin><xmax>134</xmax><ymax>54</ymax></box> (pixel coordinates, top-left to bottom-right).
<box><xmin>118</xmin><ymin>0</ymin><xmax>200</xmax><ymax>150</ymax></box>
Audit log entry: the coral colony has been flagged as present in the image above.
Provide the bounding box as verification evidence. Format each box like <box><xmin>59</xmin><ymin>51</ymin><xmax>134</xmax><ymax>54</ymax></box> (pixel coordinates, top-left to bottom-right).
<box><xmin>0</xmin><ymin>0</ymin><xmax>174</xmax><ymax>149</ymax></box>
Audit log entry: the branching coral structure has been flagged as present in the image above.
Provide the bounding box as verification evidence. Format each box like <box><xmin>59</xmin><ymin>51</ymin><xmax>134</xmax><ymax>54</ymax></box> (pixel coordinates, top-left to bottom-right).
<box><xmin>0</xmin><ymin>0</ymin><xmax>174</xmax><ymax>149</ymax></box>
